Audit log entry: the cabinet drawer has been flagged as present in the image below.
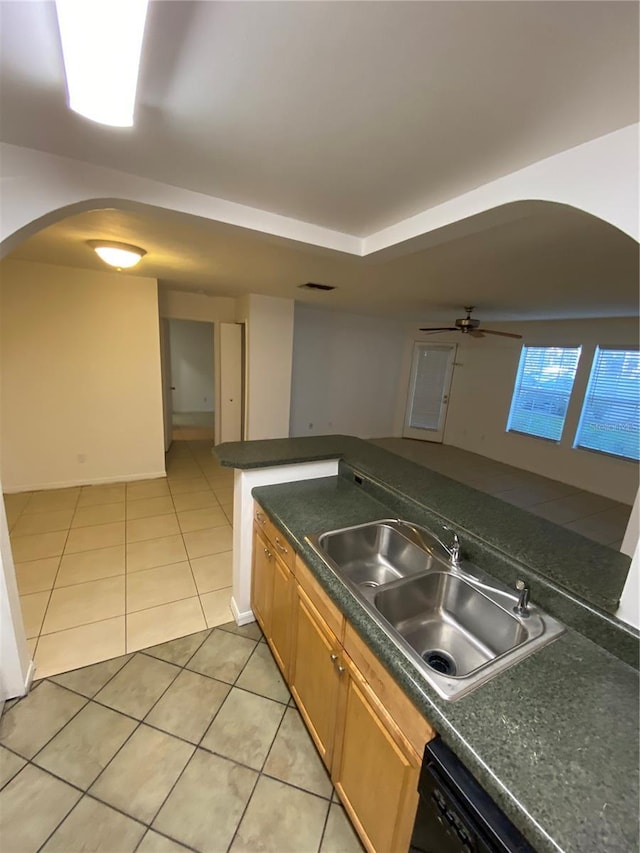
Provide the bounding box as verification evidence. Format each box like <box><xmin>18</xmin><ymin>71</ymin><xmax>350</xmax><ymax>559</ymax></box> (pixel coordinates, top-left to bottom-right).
<box><xmin>254</xmin><ymin>502</ymin><xmax>296</xmax><ymax>571</ymax></box>
<box><xmin>295</xmin><ymin>555</ymin><xmax>345</xmax><ymax>644</ymax></box>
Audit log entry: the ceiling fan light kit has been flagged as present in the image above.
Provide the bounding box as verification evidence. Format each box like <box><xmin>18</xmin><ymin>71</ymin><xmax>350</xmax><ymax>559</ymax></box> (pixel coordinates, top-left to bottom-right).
<box><xmin>419</xmin><ymin>307</ymin><xmax>522</xmax><ymax>340</ymax></box>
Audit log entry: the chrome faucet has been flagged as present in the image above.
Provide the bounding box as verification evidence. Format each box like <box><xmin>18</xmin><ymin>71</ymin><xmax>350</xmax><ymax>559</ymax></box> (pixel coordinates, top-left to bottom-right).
<box><xmin>514</xmin><ymin>580</ymin><xmax>530</xmax><ymax>617</ymax></box>
<box><xmin>443</xmin><ymin>526</ymin><xmax>461</xmax><ymax>567</ymax></box>
<box><xmin>396</xmin><ymin>520</ymin><xmax>461</xmax><ymax>567</ymax></box>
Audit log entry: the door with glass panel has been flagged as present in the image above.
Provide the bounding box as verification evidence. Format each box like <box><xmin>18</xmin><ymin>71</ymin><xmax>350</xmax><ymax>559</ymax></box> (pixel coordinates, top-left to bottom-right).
<box><xmin>403</xmin><ymin>343</ymin><xmax>457</xmax><ymax>442</ymax></box>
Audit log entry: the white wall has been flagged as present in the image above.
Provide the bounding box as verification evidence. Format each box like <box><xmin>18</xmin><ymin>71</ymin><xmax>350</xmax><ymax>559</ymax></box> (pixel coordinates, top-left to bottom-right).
<box><xmin>290</xmin><ymin>304</ymin><xmax>407</xmax><ymax>438</ymax></box>
<box><xmin>0</xmin><ymin>488</ymin><xmax>32</xmax><ymax>699</ymax></box>
<box><xmin>169</xmin><ymin>319</ymin><xmax>215</xmax><ymax>413</ymax></box>
<box><xmin>236</xmin><ymin>294</ymin><xmax>294</xmax><ymax>440</ymax></box>
<box><xmin>0</xmin><ymin>259</ymin><xmax>165</xmax><ymax>491</ymax></box>
<box><xmin>2</xmin><ymin>127</ymin><xmax>638</xmax><ymax>261</ymax></box>
<box><xmin>394</xmin><ymin>316</ymin><xmax>639</xmax><ymax>504</ymax></box>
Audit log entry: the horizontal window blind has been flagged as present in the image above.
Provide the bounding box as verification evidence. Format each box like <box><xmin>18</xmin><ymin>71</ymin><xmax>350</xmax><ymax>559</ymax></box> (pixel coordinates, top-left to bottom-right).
<box><xmin>574</xmin><ymin>348</ymin><xmax>640</xmax><ymax>461</ymax></box>
<box><xmin>507</xmin><ymin>346</ymin><xmax>581</xmax><ymax>441</ymax></box>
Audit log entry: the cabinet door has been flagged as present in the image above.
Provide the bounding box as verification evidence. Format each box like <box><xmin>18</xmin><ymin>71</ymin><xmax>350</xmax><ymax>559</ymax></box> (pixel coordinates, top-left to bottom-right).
<box><xmin>333</xmin><ymin>653</ymin><xmax>421</xmax><ymax>853</ymax></box>
<box><xmin>269</xmin><ymin>554</ymin><xmax>294</xmax><ymax>678</ymax></box>
<box><xmin>289</xmin><ymin>586</ymin><xmax>341</xmax><ymax>768</ymax></box>
<box><xmin>251</xmin><ymin>526</ymin><xmax>274</xmax><ymax>635</ymax></box>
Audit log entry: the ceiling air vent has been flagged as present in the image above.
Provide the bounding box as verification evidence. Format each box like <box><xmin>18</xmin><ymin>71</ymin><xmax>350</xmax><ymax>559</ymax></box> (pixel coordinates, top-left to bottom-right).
<box><xmin>298</xmin><ymin>282</ymin><xmax>336</xmax><ymax>291</ymax></box>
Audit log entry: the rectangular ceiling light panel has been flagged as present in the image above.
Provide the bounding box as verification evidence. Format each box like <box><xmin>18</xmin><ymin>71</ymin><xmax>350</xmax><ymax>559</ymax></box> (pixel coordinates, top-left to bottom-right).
<box><xmin>55</xmin><ymin>0</ymin><xmax>149</xmax><ymax>127</ymax></box>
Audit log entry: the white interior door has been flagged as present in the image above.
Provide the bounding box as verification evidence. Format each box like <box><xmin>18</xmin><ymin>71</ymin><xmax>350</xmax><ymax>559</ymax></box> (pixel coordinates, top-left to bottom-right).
<box><xmin>403</xmin><ymin>343</ymin><xmax>457</xmax><ymax>442</ymax></box>
<box><xmin>159</xmin><ymin>318</ymin><xmax>173</xmax><ymax>452</ymax></box>
<box><xmin>219</xmin><ymin>323</ymin><xmax>243</xmax><ymax>443</ymax></box>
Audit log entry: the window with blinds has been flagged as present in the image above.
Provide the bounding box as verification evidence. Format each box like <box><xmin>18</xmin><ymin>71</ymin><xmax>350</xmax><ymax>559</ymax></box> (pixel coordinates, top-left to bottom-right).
<box><xmin>506</xmin><ymin>346</ymin><xmax>581</xmax><ymax>441</ymax></box>
<box><xmin>574</xmin><ymin>348</ymin><xmax>640</xmax><ymax>461</ymax></box>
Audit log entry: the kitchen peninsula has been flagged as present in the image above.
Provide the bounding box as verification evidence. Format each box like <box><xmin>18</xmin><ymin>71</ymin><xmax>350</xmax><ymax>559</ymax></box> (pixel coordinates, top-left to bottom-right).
<box><xmin>215</xmin><ymin>435</ymin><xmax>639</xmax><ymax>853</ymax></box>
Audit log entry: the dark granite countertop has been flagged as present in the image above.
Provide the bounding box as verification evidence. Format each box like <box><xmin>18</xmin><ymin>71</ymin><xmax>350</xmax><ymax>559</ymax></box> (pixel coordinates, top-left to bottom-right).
<box><xmin>250</xmin><ymin>476</ymin><xmax>639</xmax><ymax>853</ymax></box>
<box><xmin>215</xmin><ymin>436</ymin><xmax>640</xmax><ymax>853</ymax></box>
<box><xmin>216</xmin><ymin>435</ymin><xmax>631</xmax><ymax>614</ymax></box>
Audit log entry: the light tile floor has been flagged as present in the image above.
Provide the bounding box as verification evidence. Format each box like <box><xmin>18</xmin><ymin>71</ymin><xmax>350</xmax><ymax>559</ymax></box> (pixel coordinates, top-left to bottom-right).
<box><xmin>4</xmin><ymin>441</ymin><xmax>235</xmax><ymax>679</ymax></box>
<box><xmin>0</xmin><ymin>622</ymin><xmax>364</xmax><ymax>853</ymax></box>
<box><xmin>371</xmin><ymin>438</ymin><xmax>634</xmax><ymax>549</ymax></box>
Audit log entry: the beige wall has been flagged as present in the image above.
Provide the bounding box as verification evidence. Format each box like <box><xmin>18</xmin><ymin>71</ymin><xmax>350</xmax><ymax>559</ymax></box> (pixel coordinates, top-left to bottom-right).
<box><xmin>236</xmin><ymin>294</ymin><xmax>294</xmax><ymax>440</ymax></box>
<box><xmin>158</xmin><ymin>289</ymin><xmax>236</xmax><ymax>324</ymax></box>
<box><xmin>1</xmin><ymin>259</ymin><xmax>165</xmax><ymax>491</ymax></box>
<box><xmin>395</xmin><ymin>317</ymin><xmax>639</xmax><ymax>504</ymax></box>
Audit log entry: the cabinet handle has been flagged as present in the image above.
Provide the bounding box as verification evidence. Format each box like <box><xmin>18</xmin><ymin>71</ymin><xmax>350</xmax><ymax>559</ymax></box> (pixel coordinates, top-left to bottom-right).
<box><xmin>263</xmin><ymin>548</ymin><xmax>272</xmax><ymax>559</ymax></box>
<box><xmin>274</xmin><ymin>537</ymin><xmax>288</xmax><ymax>554</ymax></box>
<box><xmin>330</xmin><ymin>653</ymin><xmax>345</xmax><ymax>674</ymax></box>
<box><xmin>256</xmin><ymin>512</ymin><xmax>266</xmax><ymax>525</ymax></box>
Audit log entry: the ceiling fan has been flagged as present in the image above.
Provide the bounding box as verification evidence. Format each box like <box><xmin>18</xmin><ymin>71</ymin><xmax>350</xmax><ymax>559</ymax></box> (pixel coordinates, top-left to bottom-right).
<box><xmin>419</xmin><ymin>306</ymin><xmax>522</xmax><ymax>339</ymax></box>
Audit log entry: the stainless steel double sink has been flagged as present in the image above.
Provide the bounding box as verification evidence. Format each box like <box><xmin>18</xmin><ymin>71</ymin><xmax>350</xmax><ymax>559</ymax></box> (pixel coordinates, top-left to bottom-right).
<box><xmin>307</xmin><ymin>519</ymin><xmax>564</xmax><ymax>701</ymax></box>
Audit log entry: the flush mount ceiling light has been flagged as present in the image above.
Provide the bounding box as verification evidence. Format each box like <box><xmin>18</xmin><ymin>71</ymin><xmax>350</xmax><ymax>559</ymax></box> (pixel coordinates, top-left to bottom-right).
<box><xmin>88</xmin><ymin>240</ymin><xmax>147</xmax><ymax>269</ymax></box>
<box><xmin>55</xmin><ymin>0</ymin><xmax>149</xmax><ymax>127</ymax></box>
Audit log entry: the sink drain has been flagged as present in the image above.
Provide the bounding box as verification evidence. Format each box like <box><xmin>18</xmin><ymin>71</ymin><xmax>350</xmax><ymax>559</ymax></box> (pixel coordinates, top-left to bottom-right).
<box><xmin>422</xmin><ymin>650</ymin><xmax>457</xmax><ymax>676</ymax></box>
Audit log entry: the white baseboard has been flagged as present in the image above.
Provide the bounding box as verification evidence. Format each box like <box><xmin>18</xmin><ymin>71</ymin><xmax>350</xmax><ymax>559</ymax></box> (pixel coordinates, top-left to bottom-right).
<box><xmin>24</xmin><ymin>658</ymin><xmax>36</xmax><ymax>693</ymax></box>
<box><xmin>230</xmin><ymin>597</ymin><xmax>255</xmax><ymax>627</ymax></box>
<box><xmin>3</xmin><ymin>471</ymin><xmax>167</xmax><ymax>494</ymax></box>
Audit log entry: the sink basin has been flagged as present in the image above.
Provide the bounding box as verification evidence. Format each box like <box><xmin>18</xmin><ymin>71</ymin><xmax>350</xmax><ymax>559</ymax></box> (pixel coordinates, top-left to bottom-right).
<box><xmin>315</xmin><ymin>520</ymin><xmax>441</xmax><ymax>588</ymax></box>
<box><xmin>308</xmin><ymin>519</ymin><xmax>565</xmax><ymax>700</ymax></box>
<box><xmin>373</xmin><ymin>571</ymin><xmax>528</xmax><ymax>677</ymax></box>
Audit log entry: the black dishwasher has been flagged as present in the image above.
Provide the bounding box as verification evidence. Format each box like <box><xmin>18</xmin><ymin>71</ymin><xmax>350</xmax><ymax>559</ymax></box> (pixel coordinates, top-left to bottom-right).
<box><xmin>410</xmin><ymin>737</ymin><xmax>535</xmax><ymax>853</ymax></box>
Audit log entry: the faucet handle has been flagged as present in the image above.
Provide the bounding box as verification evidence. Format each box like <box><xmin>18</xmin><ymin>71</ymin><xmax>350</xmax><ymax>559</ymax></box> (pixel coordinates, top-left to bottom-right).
<box><xmin>514</xmin><ymin>580</ymin><xmax>530</xmax><ymax>616</ymax></box>
<box><xmin>442</xmin><ymin>526</ymin><xmax>461</xmax><ymax>566</ymax></box>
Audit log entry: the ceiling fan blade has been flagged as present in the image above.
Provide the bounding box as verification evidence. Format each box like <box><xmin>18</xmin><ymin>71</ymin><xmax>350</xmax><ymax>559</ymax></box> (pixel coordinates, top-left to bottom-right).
<box><xmin>418</xmin><ymin>327</ymin><xmax>458</xmax><ymax>332</ymax></box>
<box><xmin>480</xmin><ymin>329</ymin><xmax>523</xmax><ymax>339</ymax></box>
<box><xmin>468</xmin><ymin>329</ymin><xmax>485</xmax><ymax>338</ymax></box>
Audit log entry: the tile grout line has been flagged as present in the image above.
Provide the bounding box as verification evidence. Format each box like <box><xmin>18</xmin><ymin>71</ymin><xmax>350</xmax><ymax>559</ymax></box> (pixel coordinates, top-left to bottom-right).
<box><xmin>33</xmin><ymin>488</ymin><xmax>83</xmax><ymax>658</ymax></box>
<box><xmin>124</xmin><ymin>481</ymin><xmax>128</xmax><ymax>654</ymax></box>
<box><xmin>212</xmin><ymin>630</ymin><xmax>291</xmax><ymax>853</ymax></box>
<box><xmin>51</xmin><ymin>652</ymin><xmax>189</xmax><ymax>820</ymax></box>
<box><xmin>8</xmin><ymin>621</ymin><xmax>340</xmax><ymax>853</ymax></box>
<box><xmin>181</xmin><ymin>441</ymin><xmax>233</xmax><ymax>631</ymax></box>
<box><xmin>167</xmin><ymin>444</ymin><xmax>211</xmax><ymax>634</ymax></box>
<box><xmin>9</xmin><ymin>443</ymin><xmax>227</xmax><ymax>681</ymax></box>
<box><xmin>316</xmin><ymin>792</ymin><xmax>335</xmax><ymax>853</ymax></box>
<box><xmin>78</xmin><ymin>622</ymin><xmax>250</xmax><ymax>839</ymax></box>
<box><xmin>34</xmin><ymin>790</ymin><xmax>150</xmax><ymax>853</ymax></box>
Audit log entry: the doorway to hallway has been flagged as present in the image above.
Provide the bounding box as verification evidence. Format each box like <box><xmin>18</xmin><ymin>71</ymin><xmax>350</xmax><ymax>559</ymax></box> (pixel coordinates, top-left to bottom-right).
<box><xmin>164</xmin><ymin>319</ymin><xmax>216</xmax><ymax>442</ymax></box>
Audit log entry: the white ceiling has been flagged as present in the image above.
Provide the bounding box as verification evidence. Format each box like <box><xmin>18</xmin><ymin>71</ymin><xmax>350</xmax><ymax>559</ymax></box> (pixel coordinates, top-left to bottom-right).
<box><xmin>0</xmin><ymin>1</ymin><xmax>638</xmax><ymax>322</ymax></box>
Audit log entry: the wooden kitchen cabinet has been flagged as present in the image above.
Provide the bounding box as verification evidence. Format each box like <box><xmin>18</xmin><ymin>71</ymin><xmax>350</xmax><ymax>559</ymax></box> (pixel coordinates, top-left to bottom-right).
<box><xmin>251</xmin><ymin>526</ymin><xmax>274</xmax><ymax>635</ymax></box>
<box><xmin>332</xmin><ymin>652</ymin><xmax>422</xmax><ymax>853</ymax></box>
<box><xmin>251</xmin><ymin>502</ymin><xmax>435</xmax><ymax>853</ymax></box>
<box><xmin>251</xmin><ymin>522</ymin><xmax>294</xmax><ymax>678</ymax></box>
<box><xmin>289</xmin><ymin>584</ymin><xmax>343</xmax><ymax>768</ymax></box>
<box><xmin>269</xmin><ymin>550</ymin><xmax>294</xmax><ymax>678</ymax></box>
